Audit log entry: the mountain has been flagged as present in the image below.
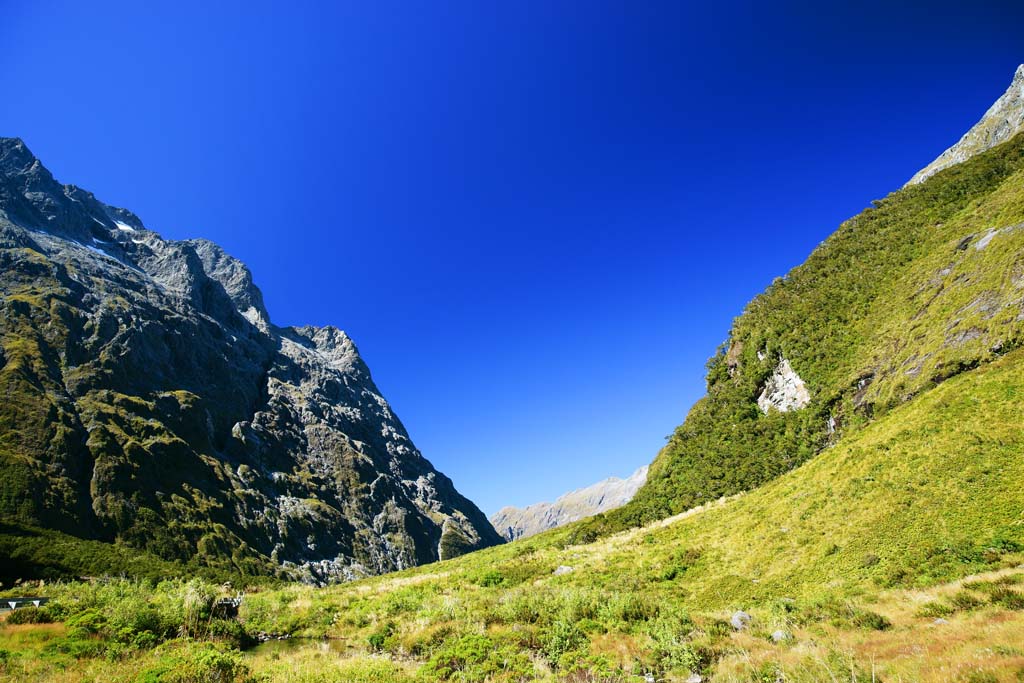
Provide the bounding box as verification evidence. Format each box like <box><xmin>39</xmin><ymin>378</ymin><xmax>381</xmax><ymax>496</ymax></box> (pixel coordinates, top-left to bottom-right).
<box><xmin>907</xmin><ymin>64</ymin><xmax>1024</xmax><ymax>185</ymax></box>
<box><xmin>567</xmin><ymin>63</ymin><xmax>1024</xmax><ymax>543</ymax></box>
<box><xmin>4</xmin><ymin>65</ymin><xmax>1024</xmax><ymax>683</ymax></box>
<box><xmin>187</xmin><ymin>64</ymin><xmax>1024</xmax><ymax>681</ymax></box>
<box><xmin>0</xmin><ymin>138</ymin><xmax>502</xmax><ymax>583</ymax></box>
<box><xmin>489</xmin><ymin>465</ymin><xmax>648</xmax><ymax>541</ymax></box>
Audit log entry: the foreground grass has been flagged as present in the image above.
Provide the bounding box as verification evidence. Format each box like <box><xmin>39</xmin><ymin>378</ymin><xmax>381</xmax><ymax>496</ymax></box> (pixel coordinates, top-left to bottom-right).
<box><xmin>3</xmin><ymin>567</ymin><xmax>1024</xmax><ymax>682</ymax></box>
<box><xmin>2</xmin><ymin>351</ymin><xmax>1022</xmax><ymax>681</ymax></box>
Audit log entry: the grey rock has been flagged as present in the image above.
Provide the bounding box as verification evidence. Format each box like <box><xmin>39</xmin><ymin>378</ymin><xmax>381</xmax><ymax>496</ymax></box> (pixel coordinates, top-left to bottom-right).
<box><xmin>770</xmin><ymin>629</ymin><xmax>791</xmax><ymax>642</ymax></box>
<box><xmin>685</xmin><ymin>674</ymin><xmax>704</xmax><ymax>683</ymax></box>
<box><xmin>757</xmin><ymin>358</ymin><xmax>810</xmax><ymax>413</ymax></box>
<box><xmin>552</xmin><ymin>565</ymin><xmax>574</xmax><ymax>576</ymax></box>
<box><xmin>933</xmin><ymin>618</ymin><xmax>949</xmax><ymax>625</ymax></box>
<box><xmin>908</xmin><ymin>65</ymin><xmax>1024</xmax><ymax>185</ymax></box>
<box><xmin>730</xmin><ymin>610</ymin><xmax>752</xmax><ymax>630</ymax></box>
<box><xmin>0</xmin><ymin>137</ymin><xmax>503</xmax><ymax>583</ymax></box>
<box><xmin>490</xmin><ymin>465</ymin><xmax>648</xmax><ymax>541</ymax></box>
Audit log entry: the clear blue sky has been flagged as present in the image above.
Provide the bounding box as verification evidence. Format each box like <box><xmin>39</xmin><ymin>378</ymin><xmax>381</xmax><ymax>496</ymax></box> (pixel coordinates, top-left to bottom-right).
<box><xmin>2</xmin><ymin>1</ymin><xmax>1022</xmax><ymax>515</ymax></box>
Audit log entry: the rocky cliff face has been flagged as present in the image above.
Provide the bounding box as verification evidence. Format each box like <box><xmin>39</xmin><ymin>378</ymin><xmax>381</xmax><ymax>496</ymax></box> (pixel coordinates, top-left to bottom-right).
<box><xmin>908</xmin><ymin>64</ymin><xmax>1024</xmax><ymax>185</ymax></box>
<box><xmin>0</xmin><ymin>138</ymin><xmax>502</xmax><ymax>582</ymax></box>
<box><xmin>490</xmin><ymin>465</ymin><xmax>648</xmax><ymax>541</ymax></box>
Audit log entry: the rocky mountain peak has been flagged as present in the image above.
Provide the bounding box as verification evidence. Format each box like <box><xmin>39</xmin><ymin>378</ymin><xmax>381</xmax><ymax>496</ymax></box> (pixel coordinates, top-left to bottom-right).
<box><xmin>0</xmin><ymin>138</ymin><xmax>503</xmax><ymax>582</ymax></box>
<box><xmin>186</xmin><ymin>238</ymin><xmax>270</xmax><ymax>330</ymax></box>
<box><xmin>907</xmin><ymin>64</ymin><xmax>1024</xmax><ymax>186</ymax></box>
<box><xmin>0</xmin><ymin>137</ymin><xmax>33</xmax><ymax>170</ymax></box>
<box><xmin>491</xmin><ymin>465</ymin><xmax>649</xmax><ymax>541</ymax></box>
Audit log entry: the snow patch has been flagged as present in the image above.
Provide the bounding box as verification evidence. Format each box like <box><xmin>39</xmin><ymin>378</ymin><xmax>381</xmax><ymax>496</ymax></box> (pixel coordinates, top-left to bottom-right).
<box><xmin>84</xmin><ymin>244</ymin><xmax>114</xmax><ymax>259</ymax></box>
<box><xmin>114</xmin><ymin>221</ymin><xmax>136</xmax><ymax>232</ymax></box>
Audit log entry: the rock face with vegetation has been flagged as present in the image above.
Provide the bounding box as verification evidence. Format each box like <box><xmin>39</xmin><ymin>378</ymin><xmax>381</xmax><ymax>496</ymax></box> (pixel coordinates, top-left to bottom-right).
<box><xmin>0</xmin><ymin>137</ymin><xmax>502</xmax><ymax>582</ymax></box>
<box><xmin>489</xmin><ymin>465</ymin><xmax>648</xmax><ymax>541</ymax></box>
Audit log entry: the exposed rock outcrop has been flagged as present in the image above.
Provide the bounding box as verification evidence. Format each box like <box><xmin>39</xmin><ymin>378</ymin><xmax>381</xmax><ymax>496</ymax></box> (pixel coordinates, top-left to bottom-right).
<box><xmin>490</xmin><ymin>465</ymin><xmax>648</xmax><ymax>541</ymax></box>
<box><xmin>907</xmin><ymin>64</ymin><xmax>1024</xmax><ymax>185</ymax></box>
<box><xmin>0</xmin><ymin>137</ymin><xmax>502</xmax><ymax>582</ymax></box>
<box><xmin>756</xmin><ymin>358</ymin><xmax>810</xmax><ymax>414</ymax></box>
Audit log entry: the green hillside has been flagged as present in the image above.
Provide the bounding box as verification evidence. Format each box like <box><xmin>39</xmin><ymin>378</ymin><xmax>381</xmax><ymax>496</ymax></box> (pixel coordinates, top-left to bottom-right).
<box><xmin>585</xmin><ymin>124</ymin><xmax>1024</xmax><ymax>538</ymax></box>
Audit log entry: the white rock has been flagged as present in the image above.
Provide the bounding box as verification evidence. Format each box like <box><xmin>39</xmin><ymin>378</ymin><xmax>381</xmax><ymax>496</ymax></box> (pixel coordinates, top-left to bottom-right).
<box><xmin>757</xmin><ymin>358</ymin><xmax>810</xmax><ymax>413</ymax></box>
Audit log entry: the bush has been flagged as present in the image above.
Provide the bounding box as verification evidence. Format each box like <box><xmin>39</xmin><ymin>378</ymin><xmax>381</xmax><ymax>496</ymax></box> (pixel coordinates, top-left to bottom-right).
<box><xmin>4</xmin><ymin>606</ymin><xmax>54</xmax><ymax>624</ymax></box>
<box><xmin>916</xmin><ymin>601</ymin><xmax>954</xmax><ymax>618</ymax></box>
<box><xmin>990</xmin><ymin>588</ymin><xmax>1024</xmax><ymax>610</ymax></box>
<box><xmin>751</xmin><ymin>661</ymin><xmax>785</xmax><ymax>683</ymax></box>
<box><xmin>136</xmin><ymin>643</ymin><xmax>250</xmax><ymax>683</ymax></box>
<box><xmin>797</xmin><ymin>598</ymin><xmax>890</xmax><ymax>631</ymax></box>
<box><xmin>422</xmin><ymin>633</ymin><xmax>533</xmax><ymax>682</ymax></box>
<box><xmin>366</xmin><ymin>622</ymin><xmax>394</xmax><ymax>652</ymax></box>
<box><xmin>646</xmin><ymin>615</ymin><xmax>705</xmax><ymax>674</ymax></box>
<box><xmin>543</xmin><ymin>620</ymin><xmax>586</xmax><ymax>664</ymax></box>
<box><xmin>961</xmin><ymin>670</ymin><xmax>999</xmax><ymax>683</ymax></box>
<box><xmin>477</xmin><ymin>570</ymin><xmax>504</xmax><ymax>587</ymax></box>
<box><xmin>949</xmin><ymin>590</ymin><xmax>984</xmax><ymax>611</ymax></box>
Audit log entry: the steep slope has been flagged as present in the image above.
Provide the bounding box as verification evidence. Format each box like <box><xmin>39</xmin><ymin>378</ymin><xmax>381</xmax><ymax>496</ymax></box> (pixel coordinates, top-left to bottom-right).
<box><xmin>0</xmin><ymin>138</ymin><xmax>502</xmax><ymax>582</ymax></box>
<box><xmin>569</xmin><ymin>65</ymin><xmax>1024</xmax><ymax>541</ymax></box>
<box><xmin>178</xmin><ymin>346</ymin><xmax>1024</xmax><ymax>681</ymax></box>
<box><xmin>908</xmin><ymin>64</ymin><xmax>1024</xmax><ymax>185</ymax></box>
<box><xmin>490</xmin><ymin>465</ymin><xmax>647</xmax><ymax>541</ymax></box>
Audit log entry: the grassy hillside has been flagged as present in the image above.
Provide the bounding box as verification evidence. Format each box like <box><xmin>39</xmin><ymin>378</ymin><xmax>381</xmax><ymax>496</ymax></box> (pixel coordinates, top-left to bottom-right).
<box><xmin>3</xmin><ymin>347</ymin><xmax>1022</xmax><ymax>681</ymax></box>
<box><xmin>586</xmin><ymin>130</ymin><xmax>1024</xmax><ymax>537</ymax></box>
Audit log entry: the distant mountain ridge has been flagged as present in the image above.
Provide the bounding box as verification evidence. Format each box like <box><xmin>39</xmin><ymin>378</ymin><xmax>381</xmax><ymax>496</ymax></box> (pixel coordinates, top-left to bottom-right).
<box><xmin>490</xmin><ymin>465</ymin><xmax>648</xmax><ymax>541</ymax></box>
<box><xmin>0</xmin><ymin>138</ymin><xmax>502</xmax><ymax>582</ymax></box>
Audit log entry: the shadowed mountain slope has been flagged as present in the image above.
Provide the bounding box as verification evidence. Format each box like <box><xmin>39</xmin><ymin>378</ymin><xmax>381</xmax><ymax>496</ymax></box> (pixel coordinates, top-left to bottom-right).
<box><xmin>0</xmin><ymin>138</ymin><xmax>502</xmax><ymax>583</ymax></box>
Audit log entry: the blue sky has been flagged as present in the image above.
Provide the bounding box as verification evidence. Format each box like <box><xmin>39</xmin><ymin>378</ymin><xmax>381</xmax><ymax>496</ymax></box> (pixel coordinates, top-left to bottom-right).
<box><xmin>2</xmin><ymin>1</ymin><xmax>1022</xmax><ymax>515</ymax></box>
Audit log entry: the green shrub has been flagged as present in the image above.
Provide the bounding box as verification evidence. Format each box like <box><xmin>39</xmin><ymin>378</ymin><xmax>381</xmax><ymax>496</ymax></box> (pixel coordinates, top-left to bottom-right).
<box><xmin>797</xmin><ymin>599</ymin><xmax>890</xmax><ymax>631</ymax></box>
<box><xmin>543</xmin><ymin>619</ymin><xmax>586</xmax><ymax>664</ymax></box>
<box><xmin>949</xmin><ymin>590</ymin><xmax>984</xmax><ymax>611</ymax></box>
<box><xmin>961</xmin><ymin>670</ymin><xmax>999</xmax><ymax>683</ymax></box>
<box><xmin>916</xmin><ymin>601</ymin><xmax>954</xmax><ymax>618</ymax></box>
<box><xmin>135</xmin><ymin>643</ymin><xmax>250</xmax><ymax>683</ymax></box>
<box><xmin>646</xmin><ymin>615</ymin><xmax>705</xmax><ymax>673</ymax></box>
<box><xmin>477</xmin><ymin>570</ymin><xmax>504</xmax><ymax>587</ymax></box>
<box><xmin>422</xmin><ymin>633</ymin><xmax>533</xmax><ymax>682</ymax></box>
<box><xmin>366</xmin><ymin>622</ymin><xmax>394</xmax><ymax>652</ymax></box>
<box><xmin>989</xmin><ymin>587</ymin><xmax>1024</xmax><ymax>610</ymax></box>
<box><xmin>4</xmin><ymin>606</ymin><xmax>54</xmax><ymax>624</ymax></box>
<box><xmin>751</xmin><ymin>661</ymin><xmax>784</xmax><ymax>683</ymax></box>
